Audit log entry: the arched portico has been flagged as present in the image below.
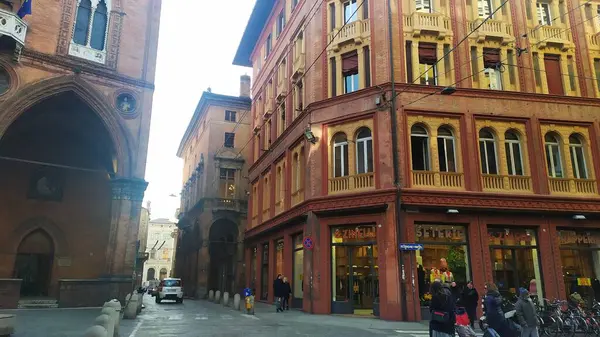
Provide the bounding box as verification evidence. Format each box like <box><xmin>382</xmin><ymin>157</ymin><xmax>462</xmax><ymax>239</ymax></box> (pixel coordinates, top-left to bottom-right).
<box><xmin>208</xmin><ymin>218</ymin><xmax>240</xmax><ymax>294</ymax></box>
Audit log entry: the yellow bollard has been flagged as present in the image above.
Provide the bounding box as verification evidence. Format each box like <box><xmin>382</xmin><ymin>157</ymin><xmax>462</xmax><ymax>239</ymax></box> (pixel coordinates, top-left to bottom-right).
<box><xmin>245</xmin><ymin>295</ymin><xmax>255</xmax><ymax>315</ymax></box>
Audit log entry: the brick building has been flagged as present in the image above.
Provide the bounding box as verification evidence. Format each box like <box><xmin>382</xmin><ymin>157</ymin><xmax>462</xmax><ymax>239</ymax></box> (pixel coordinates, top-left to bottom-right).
<box><xmin>234</xmin><ymin>0</ymin><xmax>600</xmax><ymax>321</ymax></box>
<box><xmin>0</xmin><ymin>0</ymin><xmax>161</xmax><ymax>308</ymax></box>
<box><xmin>175</xmin><ymin>77</ymin><xmax>252</xmax><ymax>298</ymax></box>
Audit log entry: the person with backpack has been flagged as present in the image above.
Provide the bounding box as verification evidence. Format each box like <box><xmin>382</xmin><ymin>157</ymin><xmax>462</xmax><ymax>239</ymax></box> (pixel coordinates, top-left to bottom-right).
<box><xmin>515</xmin><ymin>288</ymin><xmax>539</xmax><ymax>337</ymax></box>
<box><xmin>429</xmin><ymin>281</ymin><xmax>456</xmax><ymax>337</ymax></box>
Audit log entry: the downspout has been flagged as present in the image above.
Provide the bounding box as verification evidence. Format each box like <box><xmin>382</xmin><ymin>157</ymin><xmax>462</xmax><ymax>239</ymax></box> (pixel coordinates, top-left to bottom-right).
<box><xmin>387</xmin><ymin>0</ymin><xmax>408</xmax><ymax>321</ymax></box>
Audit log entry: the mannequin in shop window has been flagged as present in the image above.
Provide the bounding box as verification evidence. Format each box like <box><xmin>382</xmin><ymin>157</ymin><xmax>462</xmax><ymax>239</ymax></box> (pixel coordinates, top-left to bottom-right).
<box><xmin>440</xmin><ymin>258</ymin><xmax>454</xmax><ymax>283</ymax></box>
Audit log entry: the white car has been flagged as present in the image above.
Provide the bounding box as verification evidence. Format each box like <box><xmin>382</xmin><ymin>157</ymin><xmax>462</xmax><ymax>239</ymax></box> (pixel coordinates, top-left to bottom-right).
<box><xmin>155</xmin><ymin>278</ymin><xmax>184</xmax><ymax>304</ymax></box>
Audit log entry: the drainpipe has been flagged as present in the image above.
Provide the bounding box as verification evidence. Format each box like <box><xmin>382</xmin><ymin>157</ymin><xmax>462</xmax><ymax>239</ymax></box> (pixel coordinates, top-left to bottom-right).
<box><xmin>387</xmin><ymin>0</ymin><xmax>408</xmax><ymax>321</ymax></box>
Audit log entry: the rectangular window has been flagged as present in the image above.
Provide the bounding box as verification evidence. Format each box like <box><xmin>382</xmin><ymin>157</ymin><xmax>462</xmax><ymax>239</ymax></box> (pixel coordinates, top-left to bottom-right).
<box><xmin>415</xmin><ymin>0</ymin><xmax>432</xmax><ymax>13</ymax></box>
<box><xmin>406</xmin><ymin>41</ymin><xmax>413</xmax><ymax>83</ymax></box>
<box><xmin>277</xmin><ymin>10</ymin><xmax>286</xmax><ymax>37</ymax></box>
<box><xmin>225</xmin><ymin>110</ymin><xmax>236</xmax><ymax>122</ymax></box>
<box><xmin>330</xmin><ymin>57</ymin><xmax>337</xmax><ymax>97</ymax></box>
<box><xmin>363</xmin><ymin>46</ymin><xmax>371</xmax><ymax>87</ymax></box>
<box><xmin>478</xmin><ymin>0</ymin><xmax>492</xmax><ymax>17</ymax></box>
<box><xmin>537</xmin><ymin>2</ymin><xmax>552</xmax><ymax>25</ymax></box>
<box><xmin>544</xmin><ymin>54</ymin><xmax>564</xmax><ymax>95</ymax></box>
<box><xmin>363</xmin><ymin>0</ymin><xmax>369</xmax><ymax>19</ymax></box>
<box><xmin>219</xmin><ymin>168</ymin><xmax>236</xmax><ymax>199</ymax></box>
<box><xmin>266</xmin><ymin>34</ymin><xmax>272</xmax><ymax>58</ymax></box>
<box><xmin>342</xmin><ymin>51</ymin><xmax>359</xmax><ymax>93</ymax></box>
<box><xmin>344</xmin><ymin>0</ymin><xmax>358</xmax><ymax>23</ymax></box>
<box><xmin>329</xmin><ymin>3</ymin><xmax>336</xmax><ymax>31</ymax></box>
<box><xmin>419</xmin><ymin>43</ymin><xmax>437</xmax><ymax>86</ymax></box>
<box><xmin>224</xmin><ymin>132</ymin><xmax>235</xmax><ymax>148</ymax></box>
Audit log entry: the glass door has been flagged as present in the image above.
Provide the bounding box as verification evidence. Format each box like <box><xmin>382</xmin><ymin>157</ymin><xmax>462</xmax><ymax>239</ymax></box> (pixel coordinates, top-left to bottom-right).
<box><xmin>350</xmin><ymin>245</ymin><xmax>377</xmax><ymax>314</ymax></box>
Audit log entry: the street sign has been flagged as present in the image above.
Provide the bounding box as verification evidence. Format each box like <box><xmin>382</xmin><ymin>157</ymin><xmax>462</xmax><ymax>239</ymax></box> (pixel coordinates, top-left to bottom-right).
<box><xmin>399</xmin><ymin>243</ymin><xmax>424</xmax><ymax>251</ymax></box>
<box><xmin>303</xmin><ymin>237</ymin><xmax>314</xmax><ymax>250</ymax></box>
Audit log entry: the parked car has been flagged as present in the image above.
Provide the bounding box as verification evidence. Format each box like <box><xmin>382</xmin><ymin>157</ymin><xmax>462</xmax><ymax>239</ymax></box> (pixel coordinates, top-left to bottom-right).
<box><xmin>155</xmin><ymin>278</ymin><xmax>183</xmax><ymax>304</ymax></box>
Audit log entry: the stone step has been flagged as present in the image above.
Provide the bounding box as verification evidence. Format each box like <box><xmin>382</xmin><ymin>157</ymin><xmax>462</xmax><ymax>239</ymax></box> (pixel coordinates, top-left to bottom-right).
<box><xmin>18</xmin><ymin>299</ymin><xmax>58</xmax><ymax>309</ymax></box>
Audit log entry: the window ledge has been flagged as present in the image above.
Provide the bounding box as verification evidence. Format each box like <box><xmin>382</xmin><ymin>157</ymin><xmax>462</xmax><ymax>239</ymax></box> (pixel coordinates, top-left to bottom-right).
<box><xmin>69</xmin><ymin>42</ymin><xmax>106</xmax><ymax>64</ymax></box>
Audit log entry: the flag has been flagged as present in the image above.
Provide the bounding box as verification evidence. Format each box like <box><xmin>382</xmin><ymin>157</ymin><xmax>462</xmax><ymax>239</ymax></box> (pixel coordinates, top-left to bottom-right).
<box><xmin>17</xmin><ymin>0</ymin><xmax>32</xmax><ymax>19</ymax></box>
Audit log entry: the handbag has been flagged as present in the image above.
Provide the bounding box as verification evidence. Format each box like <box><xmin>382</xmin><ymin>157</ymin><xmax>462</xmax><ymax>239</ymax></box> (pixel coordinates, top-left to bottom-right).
<box><xmin>431</xmin><ymin>310</ymin><xmax>450</xmax><ymax>323</ymax></box>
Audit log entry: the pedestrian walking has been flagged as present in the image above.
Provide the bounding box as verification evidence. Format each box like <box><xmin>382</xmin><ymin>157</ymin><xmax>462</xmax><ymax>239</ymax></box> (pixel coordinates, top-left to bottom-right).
<box><xmin>484</xmin><ymin>283</ymin><xmax>517</xmax><ymax>337</ymax></box>
<box><xmin>461</xmin><ymin>281</ymin><xmax>479</xmax><ymax>329</ymax></box>
<box><xmin>273</xmin><ymin>274</ymin><xmax>284</xmax><ymax>313</ymax></box>
<box><xmin>515</xmin><ymin>288</ymin><xmax>539</xmax><ymax>337</ymax></box>
<box><xmin>282</xmin><ymin>276</ymin><xmax>292</xmax><ymax>310</ymax></box>
<box><xmin>429</xmin><ymin>281</ymin><xmax>456</xmax><ymax>337</ymax></box>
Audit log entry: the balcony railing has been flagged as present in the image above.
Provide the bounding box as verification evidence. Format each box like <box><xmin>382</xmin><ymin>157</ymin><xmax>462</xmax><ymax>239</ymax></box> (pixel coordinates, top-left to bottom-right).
<box><xmin>411</xmin><ymin>171</ymin><xmax>464</xmax><ymax>189</ymax></box>
<box><xmin>208</xmin><ymin>198</ymin><xmax>248</xmax><ymax>213</ymax></box>
<box><xmin>291</xmin><ymin>188</ymin><xmax>304</xmax><ymax>206</ymax></box>
<box><xmin>403</xmin><ymin>12</ymin><xmax>451</xmax><ymax>38</ymax></box>
<box><xmin>328</xmin><ymin>173</ymin><xmax>375</xmax><ymax>193</ymax></box>
<box><xmin>482</xmin><ymin>175</ymin><xmax>532</xmax><ymax>192</ymax></box>
<box><xmin>588</xmin><ymin>33</ymin><xmax>600</xmax><ymax>51</ymax></box>
<box><xmin>0</xmin><ymin>8</ymin><xmax>27</xmax><ymax>47</ymax></box>
<box><xmin>531</xmin><ymin>25</ymin><xmax>572</xmax><ymax>50</ymax></box>
<box><xmin>328</xmin><ymin>19</ymin><xmax>370</xmax><ymax>52</ymax></box>
<box><xmin>469</xmin><ymin>19</ymin><xmax>513</xmax><ymax>45</ymax></box>
<box><xmin>549</xmin><ymin>178</ymin><xmax>598</xmax><ymax>195</ymax></box>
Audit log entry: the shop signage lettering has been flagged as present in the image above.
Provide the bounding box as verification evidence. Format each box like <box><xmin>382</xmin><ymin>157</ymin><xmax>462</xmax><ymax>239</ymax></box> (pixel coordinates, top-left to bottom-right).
<box><xmin>559</xmin><ymin>231</ymin><xmax>598</xmax><ymax>245</ymax></box>
<box><xmin>416</xmin><ymin>226</ymin><xmax>465</xmax><ymax>241</ymax></box>
<box><xmin>488</xmin><ymin>230</ymin><xmax>534</xmax><ymax>245</ymax></box>
<box><xmin>334</xmin><ymin>227</ymin><xmax>376</xmax><ymax>240</ymax></box>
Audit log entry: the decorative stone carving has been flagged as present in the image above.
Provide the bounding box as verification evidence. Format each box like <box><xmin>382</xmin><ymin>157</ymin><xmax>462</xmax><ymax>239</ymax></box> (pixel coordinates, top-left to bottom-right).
<box><xmin>116</xmin><ymin>92</ymin><xmax>137</xmax><ymax>115</ymax></box>
<box><xmin>110</xmin><ymin>177</ymin><xmax>148</xmax><ymax>201</ymax></box>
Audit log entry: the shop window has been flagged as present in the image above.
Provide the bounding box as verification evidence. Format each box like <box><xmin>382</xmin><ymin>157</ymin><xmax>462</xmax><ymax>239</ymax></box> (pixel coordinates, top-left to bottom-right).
<box><xmin>483</xmin><ymin>49</ymin><xmax>502</xmax><ymax>90</ymax></box>
<box><xmin>416</xmin><ymin>0</ymin><xmax>432</xmax><ymax>13</ymax></box>
<box><xmin>294</xmin><ymin>80</ymin><xmax>304</xmax><ymax>117</ymax></box>
<box><xmin>343</xmin><ymin>0</ymin><xmax>358</xmax><ymax>23</ymax></box>
<box><xmin>544</xmin><ymin>132</ymin><xmax>564</xmax><ymax>178</ymax></box>
<box><xmin>331</xmin><ymin>225</ymin><xmax>378</xmax><ymax>314</ymax></box>
<box><xmin>342</xmin><ymin>51</ymin><xmax>359</xmax><ymax>94</ymax></box>
<box><xmin>261</xmin><ymin>243</ymin><xmax>269</xmax><ymax>300</ymax></box>
<box><xmin>544</xmin><ymin>54</ymin><xmax>564</xmax><ymax>95</ymax></box>
<box><xmin>415</xmin><ymin>224</ymin><xmax>470</xmax><ymax>307</ymax></box>
<box><xmin>292</xmin><ymin>234</ymin><xmax>304</xmax><ymax>301</ymax></box>
<box><xmin>559</xmin><ymin>230</ymin><xmax>600</xmax><ymax>304</ymax></box>
<box><xmin>537</xmin><ymin>2</ymin><xmax>552</xmax><ymax>25</ymax></box>
<box><xmin>437</xmin><ymin>126</ymin><xmax>456</xmax><ymax>173</ymax></box>
<box><xmin>333</xmin><ymin>133</ymin><xmax>349</xmax><ymax>177</ymax></box>
<box><xmin>219</xmin><ymin>168</ymin><xmax>236</xmax><ymax>199</ymax></box>
<box><xmin>275</xmin><ymin>239</ymin><xmax>284</xmax><ymax>277</ymax></box>
<box><xmin>505</xmin><ymin>130</ymin><xmax>524</xmax><ymax>176</ymax></box>
<box><xmin>569</xmin><ymin>134</ymin><xmax>588</xmax><ymax>179</ymax></box>
<box><xmin>411</xmin><ymin>124</ymin><xmax>430</xmax><ymax>171</ymax></box>
<box><xmin>478</xmin><ymin>0</ymin><xmax>492</xmax><ymax>17</ymax></box>
<box><xmin>419</xmin><ymin>43</ymin><xmax>437</xmax><ymax>86</ymax></box>
<box><xmin>479</xmin><ymin>128</ymin><xmax>498</xmax><ymax>175</ymax></box>
<box><xmin>488</xmin><ymin>228</ymin><xmax>544</xmax><ymax>301</ymax></box>
<box><xmin>356</xmin><ymin>127</ymin><xmax>373</xmax><ymax>174</ymax></box>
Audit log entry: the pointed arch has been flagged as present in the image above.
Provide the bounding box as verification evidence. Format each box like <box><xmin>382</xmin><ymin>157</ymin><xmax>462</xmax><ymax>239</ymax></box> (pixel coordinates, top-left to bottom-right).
<box><xmin>11</xmin><ymin>217</ymin><xmax>69</xmax><ymax>256</ymax></box>
<box><xmin>0</xmin><ymin>75</ymin><xmax>134</xmax><ymax>176</ymax></box>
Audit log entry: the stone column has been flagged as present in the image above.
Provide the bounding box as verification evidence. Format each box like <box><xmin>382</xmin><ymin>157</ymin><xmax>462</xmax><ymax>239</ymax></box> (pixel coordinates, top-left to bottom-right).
<box><xmin>106</xmin><ymin>177</ymin><xmax>148</xmax><ymax>278</ymax></box>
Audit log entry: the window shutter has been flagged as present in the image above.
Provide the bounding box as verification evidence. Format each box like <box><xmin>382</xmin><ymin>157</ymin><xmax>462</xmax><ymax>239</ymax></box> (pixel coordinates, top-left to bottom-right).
<box><xmin>544</xmin><ymin>54</ymin><xmax>564</xmax><ymax>95</ymax></box>
<box><xmin>483</xmin><ymin>48</ymin><xmax>500</xmax><ymax>68</ymax></box>
<box><xmin>342</xmin><ymin>51</ymin><xmax>359</xmax><ymax>75</ymax></box>
<box><xmin>418</xmin><ymin>43</ymin><xmax>437</xmax><ymax>64</ymax></box>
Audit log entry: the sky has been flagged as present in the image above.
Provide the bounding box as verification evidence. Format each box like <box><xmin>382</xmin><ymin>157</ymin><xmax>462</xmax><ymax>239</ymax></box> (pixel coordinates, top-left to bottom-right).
<box><xmin>143</xmin><ymin>0</ymin><xmax>256</xmax><ymax>220</ymax></box>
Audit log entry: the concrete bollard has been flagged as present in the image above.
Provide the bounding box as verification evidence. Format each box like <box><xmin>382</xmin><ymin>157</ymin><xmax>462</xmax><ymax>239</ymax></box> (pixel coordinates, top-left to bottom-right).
<box><xmin>136</xmin><ymin>293</ymin><xmax>143</xmax><ymax>314</ymax></box>
<box><xmin>123</xmin><ymin>293</ymin><xmax>139</xmax><ymax>320</ymax></box>
<box><xmin>101</xmin><ymin>307</ymin><xmax>116</xmax><ymax>337</ymax></box>
<box><xmin>94</xmin><ymin>314</ymin><xmax>110</xmax><ymax>334</ymax></box>
<box><xmin>223</xmin><ymin>292</ymin><xmax>229</xmax><ymax>306</ymax></box>
<box><xmin>84</xmin><ymin>325</ymin><xmax>108</xmax><ymax>337</ymax></box>
<box><xmin>208</xmin><ymin>290</ymin><xmax>214</xmax><ymax>301</ymax></box>
<box><xmin>103</xmin><ymin>299</ymin><xmax>121</xmax><ymax>337</ymax></box>
<box><xmin>233</xmin><ymin>294</ymin><xmax>241</xmax><ymax>310</ymax></box>
<box><xmin>214</xmin><ymin>290</ymin><xmax>221</xmax><ymax>303</ymax></box>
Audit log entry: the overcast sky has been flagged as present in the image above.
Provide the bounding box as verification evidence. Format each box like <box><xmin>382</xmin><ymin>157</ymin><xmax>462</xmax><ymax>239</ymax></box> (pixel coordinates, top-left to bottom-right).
<box><xmin>143</xmin><ymin>0</ymin><xmax>256</xmax><ymax>220</ymax></box>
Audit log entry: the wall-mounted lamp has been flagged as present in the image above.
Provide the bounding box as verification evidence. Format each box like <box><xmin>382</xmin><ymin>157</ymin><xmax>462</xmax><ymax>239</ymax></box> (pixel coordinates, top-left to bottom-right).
<box><xmin>573</xmin><ymin>214</ymin><xmax>586</xmax><ymax>220</ymax></box>
<box><xmin>304</xmin><ymin>127</ymin><xmax>318</xmax><ymax>144</ymax></box>
<box><xmin>447</xmin><ymin>209</ymin><xmax>459</xmax><ymax>214</ymax></box>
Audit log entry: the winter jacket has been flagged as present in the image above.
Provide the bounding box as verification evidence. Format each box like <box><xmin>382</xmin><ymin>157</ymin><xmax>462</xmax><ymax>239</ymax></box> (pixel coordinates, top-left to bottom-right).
<box><xmin>515</xmin><ymin>291</ymin><xmax>538</xmax><ymax>328</ymax></box>
<box><xmin>484</xmin><ymin>290</ymin><xmax>516</xmax><ymax>337</ymax></box>
<box><xmin>273</xmin><ymin>278</ymin><xmax>284</xmax><ymax>298</ymax></box>
<box><xmin>283</xmin><ymin>282</ymin><xmax>292</xmax><ymax>297</ymax></box>
<box><xmin>461</xmin><ymin>287</ymin><xmax>479</xmax><ymax>311</ymax></box>
<box><xmin>429</xmin><ymin>287</ymin><xmax>456</xmax><ymax>336</ymax></box>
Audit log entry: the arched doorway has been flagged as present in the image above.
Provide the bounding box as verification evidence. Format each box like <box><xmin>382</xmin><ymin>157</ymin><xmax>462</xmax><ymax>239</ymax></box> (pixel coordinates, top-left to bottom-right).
<box><xmin>159</xmin><ymin>268</ymin><xmax>168</xmax><ymax>280</ymax></box>
<box><xmin>13</xmin><ymin>229</ymin><xmax>54</xmax><ymax>297</ymax></box>
<box><xmin>147</xmin><ymin>268</ymin><xmax>155</xmax><ymax>281</ymax></box>
<box><xmin>208</xmin><ymin>219</ymin><xmax>239</xmax><ymax>294</ymax></box>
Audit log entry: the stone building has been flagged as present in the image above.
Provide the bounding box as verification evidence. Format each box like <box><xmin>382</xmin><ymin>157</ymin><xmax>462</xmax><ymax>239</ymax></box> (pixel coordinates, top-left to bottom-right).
<box><xmin>175</xmin><ymin>76</ymin><xmax>252</xmax><ymax>298</ymax></box>
<box><xmin>0</xmin><ymin>0</ymin><xmax>161</xmax><ymax>308</ymax></box>
<box><xmin>235</xmin><ymin>0</ymin><xmax>600</xmax><ymax>321</ymax></box>
<box><xmin>135</xmin><ymin>203</ymin><xmax>151</xmax><ymax>286</ymax></box>
<box><xmin>142</xmin><ymin>218</ymin><xmax>177</xmax><ymax>284</ymax></box>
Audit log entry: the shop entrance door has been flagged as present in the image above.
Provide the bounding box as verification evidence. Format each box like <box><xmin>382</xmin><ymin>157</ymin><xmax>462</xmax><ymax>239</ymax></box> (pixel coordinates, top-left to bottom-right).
<box><xmin>350</xmin><ymin>245</ymin><xmax>377</xmax><ymax>313</ymax></box>
<box><xmin>491</xmin><ymin>247</ymin><xmax>539</xmax><ymax>298</ymax></box>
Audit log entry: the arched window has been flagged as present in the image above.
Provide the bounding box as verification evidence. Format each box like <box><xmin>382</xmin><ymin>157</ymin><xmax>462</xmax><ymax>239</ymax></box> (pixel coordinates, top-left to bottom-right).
<box><xmin>569</xmin><ymin>134</ymin><xmax>588</xmax><ymax>179</ymax></box>
<box><xmin>505</xmin><ymin>130</ymin><xmax>524</xmax><ymax>176</ymax></box>
<box><xmin>355</xmin><ymin>127</ymin><xmax>373</xmax><ymax>174</ymax></box>
<box><xmin>411</xmin><ymin>124</ymin><xmax>430</xmax><ymax>171</ymax></box>
<box><xmin>90</xmin><ymin>0</ymin><xmax>108</xmax><ymax>50</ymax></box>
<box><xmin>147</xmin><ymin>268</ymin><xmax>155</xmax><ymax>281</ymax></box>
<box><xmin>159</xmin><ymin>268</ymin><xmax>168</xmax><ymax>280</ymax></box>
<box><xmin>437</xmin><ymin>126</ymin><xmax>456</xmax><ymax>172</ymax></box>
<box><xmin>73</xmin><ymin>0</ymin><xmax>92</xmax><ymax>45</ymax></box>
<box><xmin>544</xmin><ymin>132</ymin><xmax>563</xmax><ymax>178</ymax></box>
<box><xmin>479</xmin><ymin>128</ymin><xmax>498</xmax><ymax>174</ymax></box>
<box><xmin>333</xmin><ymin>133</ymin><xmax>349</xmax><ymax>177</ymax></box>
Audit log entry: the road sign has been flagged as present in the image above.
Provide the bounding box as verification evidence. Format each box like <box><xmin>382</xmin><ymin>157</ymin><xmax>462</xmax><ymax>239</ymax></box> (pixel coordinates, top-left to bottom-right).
<box><xmin>399</xmin><ymin>243</ymin><xmax>424</xmax><ymax>251</ymax></box>
<box><xmin>303</xmin><ymin>237</ymin><xmax>314</xmax><ymax>250</ymax></box>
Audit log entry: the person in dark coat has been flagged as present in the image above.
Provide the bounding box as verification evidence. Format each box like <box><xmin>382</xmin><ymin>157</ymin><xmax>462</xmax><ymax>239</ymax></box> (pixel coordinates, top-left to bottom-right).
<box><xmin>484</xmin><ymin>282</ymin><xmax>515</xmax><ymax>337</ymax></box>
<box><xmin>461</xmin><ymin>281</ymin><xmax>479</xmax><ymax>328</ymax></box>
<box><xmin>449</xmin><ymin>282</ymin><xmax>461</xmax><ymax>305</ymax></box>
<box><xmin>273</xmin><ymin>274</ymin><xmax>284</xmax><ymax>312</ymax></box>
<box><xmin>282</xmin><ymin>276</ymin><xmax>292</xmax><ymax>310</ymax></box>
<box><xmin>429</xmin><ymin>281</ymin><xmax>456</xmax><ymax>337</ymax></box>
<box><xmin>515</xmin><ymin>288</ymin><xmax>539</xmax><ymax>337</ymax></box>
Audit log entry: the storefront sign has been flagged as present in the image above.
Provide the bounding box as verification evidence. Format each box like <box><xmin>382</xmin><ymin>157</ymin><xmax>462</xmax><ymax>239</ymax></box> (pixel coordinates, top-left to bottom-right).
<box><xmin>333</xmin><ymin>227</ymin><xmax>376</xmax><ymax>241</ymax></box>
<box><xmin>559</xmin><ymin>231</ymin><xmax>599</xmax><ymax>246</ymax></box>
<box><xmin>488</xmin><ymin>229</ymin><xmax>535</xmax><ymax>245</ymax></box>
<box><xmin>578</xmin><ymin>278</ymin><xmax>592</xmax><ymax>286</ymax></box>
<box><xmin>416</xmin><ymin>226</ymin><xmax>466</xmax><ymax>241</ymax></box>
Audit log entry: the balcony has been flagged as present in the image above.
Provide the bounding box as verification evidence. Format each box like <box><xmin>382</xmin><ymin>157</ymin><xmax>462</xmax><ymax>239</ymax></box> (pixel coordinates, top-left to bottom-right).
<box><xmin>207</xmin><ymin>198</ymin><xmax>248</xmax><ymax>213</ymax></box>
<box><xmin>411</xmin><ymin>171</ymin><xmax>464</xmax><ymax>189</ymax></box>
<box><xmin>588</xmin><ymin>33</ymin><xmax>600</xmax><ymax>51</ymax></box>
<box><xmin>328</xmin><ymin>173</ymin><xmax>375</xmax><ymax>193</ymax></box>
<box><xmin>276</xmin><ymin>78</ymin><xmax>287</xmax><ymax>100</ymax></box>
<box><xmin>275</xmin><ymin>199</ymin><xmax>284</xmax><ymax>215</ymax></box>
<box><xmin>0</xmin><ymin>8</ymin><xmax>27</xmax><ymax>48</ymax></box>
<box><xmin>481</xmin><ymin>175</ymin><xmax>532</xmax><ymax>192</ymax></box>
<box><xmin>469</xmin><ymin>19</ymin><xmax>514</xmax><ymax>45</ymax></box>
<box><xmin>291</xmin><ymin>188</ymin><xmax>304</xmax><ymax>206</ymax></box>
<box><xmin>403</xmin><ymin>12</ymin><xmax>451</xmax><ymax>39</ymax></box>
<box><xmin>262</xmin><ymin>207</ymin><xmax>270</xmax><ymax>221</ymax></box>
<box><xmin>292</xmin><ymin>52</ymin><xmax>305</xmax><ymax>82</ymax></box>
<box><xmin>328</xmin><ymin>19</ymin><xmax>370</xmax><ymax>52</ymax></box>
<box><xmin>549</xmin><ymin>178</ymin><xmax>598</xmax><ymax>195</ymax></box>
<box><xmin>530</xmin><ymin>25</ymin><xmax>573</xmax><ymax>50</ymax></box>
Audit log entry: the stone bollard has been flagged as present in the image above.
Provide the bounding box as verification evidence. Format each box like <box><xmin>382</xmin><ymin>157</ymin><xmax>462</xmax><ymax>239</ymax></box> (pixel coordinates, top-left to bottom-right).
<box><xmin>136</xmin><ymin>293</ymin><xmax>143</xmax><ymax>314</ymax></box>
<box><xmin>208</xmin><ymin>290</ymin><xmax>214</xmax><ymax>301</ymax></box>
<box><xmin>103</xmin><ymin>299</ymin><xmax>121</xmax><ymax>337</ymax></box>
<box><xmin>123</xmin><ymin>293</ymin><xmax>139</xmax><ymax>320</ymax></box>
<box><xmin>233</xmin><ymin>294</ymin><xmax>241</xmax><ymax>310</ymax></box>
<box><xmin>95</xmin><ymin>314</ymin><xmax>110</xmax><ymax>335</ymax></box>
<box><xmin>84</xmin><ymin>325</ymin><xmax>108</xmax><ymax>337</ymax></box>
<box><xmin>223</xmin><ymin>292</ymin><xmax>229</xmax><ymax>306</ymax></box>
<box><xmin>214</xmin><ymin>290</ymin><xmax>221</xmax><ymax>303</ymax></box>
<box><xmin>101</xmin><ymin>307</ymin><xmax>116</xmax><ymax>337</ymax></box>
